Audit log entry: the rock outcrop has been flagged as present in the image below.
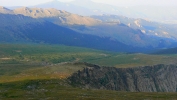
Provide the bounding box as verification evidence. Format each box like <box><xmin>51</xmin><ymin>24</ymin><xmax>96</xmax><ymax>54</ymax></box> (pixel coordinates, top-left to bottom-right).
<box><xmin>68</xmin><ymin>64</ymin><xmax>177</xmax><ymax>92</ymax></box>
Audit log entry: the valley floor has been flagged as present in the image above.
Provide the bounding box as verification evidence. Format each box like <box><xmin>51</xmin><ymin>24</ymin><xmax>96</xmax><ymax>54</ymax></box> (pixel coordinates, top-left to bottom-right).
<box><xmin>0</xmin><ymin>44</ymin><xmax>177</xmax><ymax>99</ymax></box>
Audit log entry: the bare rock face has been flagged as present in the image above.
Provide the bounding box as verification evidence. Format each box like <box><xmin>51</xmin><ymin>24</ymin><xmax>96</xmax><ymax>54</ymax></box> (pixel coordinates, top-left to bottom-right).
<box><xmin>68</xmin><ymin>64</ymin><xmax>177</xmax><ymax>92</ymax></box>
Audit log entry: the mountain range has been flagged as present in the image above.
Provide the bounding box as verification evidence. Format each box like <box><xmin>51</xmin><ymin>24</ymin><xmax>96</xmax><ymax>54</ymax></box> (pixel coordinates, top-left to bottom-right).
<box><xmin>1</xmin><ymin>1</ymin><xmax>177</xmax><ymax>97</ymax></box>
<box><xmin>92</xmin><ymin>15</ymin><xmax>177</xmax><ymax>39</ymax></box>
<box><xmin>0</xmin><ymin>13</ymin><xmax>142</xmax><ymax>52</ymax></box>
<box><xmin>31</xmin><ymin>0</ymin><xmax>177</xmax><ymax>24</ymax></box>
<box><xmin>0</xmin><ymin>5</ymin><xmax>177</xmax><ymax>52</ymax></box>
<box><xmin>10</xmin><ymin>7</ymin><xmax>177</xmax><ymax>43</ymax></box>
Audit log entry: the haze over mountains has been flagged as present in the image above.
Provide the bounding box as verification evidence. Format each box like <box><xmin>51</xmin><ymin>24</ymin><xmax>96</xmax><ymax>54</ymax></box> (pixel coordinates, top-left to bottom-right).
<box><xmin>1</xmin><ymin>1</ymin><xmax>177</xmax><ymax>98</ymax></box>
<box><xmin>1</xmin><ymin>13</ymin><xmax>142</xmax><ymax>52</ymax></box>
<box><xmin>31</xmin><ymin>0</ymin><xmax>177</xmax><ymax>24</ymax></box>
<box><xmin>1</xmin><ymin>6</ymin><xmax>177</xmax><ymax>48</ymax></box>
<box><xmin>92</xmin><ymin>15</ymin><xmax>177</xmax><ymax>39</ymax></box>
<box><xmin>0</xmin><ymin>0</ymin><xmax>177</xmax><ymax>52</ymax></box>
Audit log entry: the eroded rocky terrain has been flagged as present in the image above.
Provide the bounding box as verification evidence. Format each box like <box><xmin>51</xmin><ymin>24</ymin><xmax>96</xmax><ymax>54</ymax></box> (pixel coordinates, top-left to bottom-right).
<box><xmin>68</xmin><ymin>63</ymin><xmax>177</xmax><ymax>92</ymax></box>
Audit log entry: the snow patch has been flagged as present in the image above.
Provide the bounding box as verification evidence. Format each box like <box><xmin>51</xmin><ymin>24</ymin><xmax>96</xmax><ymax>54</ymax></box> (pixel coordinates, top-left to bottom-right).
<box><xmin>155</xmin><ymin>33</ymin><xmax>158</xmax><ymax>35</ymax></box>
<box><xmin>163</xmin><ymin>31</ymin><xmax>169</xmax><ymax>35</ymax></box>
<box><xmin>141</xmin><ymin>30</ymin><xmax>146</xmax><ymax>34</ymax></box>
<box><xmin>134</xmin><ymin>20</ymin><xmax>142</xmax><ymax>27</ymax></box>
<box><xmin>127</xmin><ymin>23</ymin><xmax>131</xmax><ymax>27</ymax></box>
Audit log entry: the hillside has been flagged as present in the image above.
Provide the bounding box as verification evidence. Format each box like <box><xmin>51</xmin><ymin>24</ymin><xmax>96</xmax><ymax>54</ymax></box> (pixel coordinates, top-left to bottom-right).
<box><xmin>0</xmin><ymin>14</ymin><xmax>147</xmax><ymax>52</ymax></box>
<box><xmin>1</xmin><ymin>7</ymin><xmax>101</xmax><ymax>26</ymax></box>
<box><xmin>70</xmin><ymin>23</ymin><xmax>176</xmax><ymax>48</ymax></box>
<box><xmin>92</xmin><ymin>15</ymin><xmax>177</xmax><ymax>39</ymax></box>
<box><xmin>0</xmin><ymin>14</ymin><xmax>44</xmax><ymax>42</ymax></box>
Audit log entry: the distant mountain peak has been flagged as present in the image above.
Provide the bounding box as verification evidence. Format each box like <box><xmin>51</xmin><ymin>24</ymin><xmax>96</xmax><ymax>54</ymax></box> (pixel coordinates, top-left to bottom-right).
<box><xmin>19</xmin><ymin>7</ymin><xmax>31</xmax><ymax>10</ymax></box>
<box><xmin>71</xmin><ymin>0</ymin><xmax>93</xmax><ymax>3</ymax></box>
<box><xmin>0</xmin><ymin>6</ymin><xmax>5</xmax><ymax>9</ymax></box>
<box><xmin>0</xmin><ymin>6</ymin><xmax>10</xmax><ymax>10</ymax></box>
<box><xmin>73</xmin><ymin>0</ymin><xmax>91</xmax><ymax>1</ymax></box>
<box><xmin>0</xmin><ymin>6</ymin><xmax>13</xmax><ymax>14</ymax></box>
<box><xmin>14</xmin><ymin>7</ymin><xmax>66</xmax><ymax>18</ymax></box>
<box><xmin>51</xmin><ymin>0</ymin><xmax>60</xmax><ymax>2</ymax></box>
<box><xmin>53</xmin><ymin>0</ymin><xmax>58</xmax><ymax>1</ymax></box>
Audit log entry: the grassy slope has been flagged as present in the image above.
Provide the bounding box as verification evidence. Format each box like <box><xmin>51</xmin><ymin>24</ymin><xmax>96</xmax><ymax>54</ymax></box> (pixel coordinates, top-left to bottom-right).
<box><xmin>1</xmin><ymin>43</ymin><xmax>177</xmax><ymax>81</ymax></box>
<box><xmin>0</xmin><ymin>79</ymin><xmax>177</xmax><ymax>100</ymax></box>
<box><xmin>1</xmin><ymin>43</ymin><xmax>177</xmax><ymax>66</ymax></box>
<box><xmin>153</xmin><ymin>47</ymin><xmax>177</xmax><ymax>54</ymax></box>
<box><xmin>0</xmin><ymin>43</ymin><xmax>177</xmax><ymax>99</ymax></box>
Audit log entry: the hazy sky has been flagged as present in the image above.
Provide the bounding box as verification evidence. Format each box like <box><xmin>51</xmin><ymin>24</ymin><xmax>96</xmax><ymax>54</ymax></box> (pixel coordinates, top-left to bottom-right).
<box><xmin>0</xmin><ymin>0</ymin><xmax>176</xmax><ymax>7</ymax></box>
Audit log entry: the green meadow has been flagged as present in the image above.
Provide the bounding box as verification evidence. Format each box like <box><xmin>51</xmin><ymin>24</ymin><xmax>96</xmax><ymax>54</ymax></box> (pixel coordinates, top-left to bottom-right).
<box><xmin>0</xmin><ymin>43</ymin><xmax>177</xmax><ymax>99</ymax></box>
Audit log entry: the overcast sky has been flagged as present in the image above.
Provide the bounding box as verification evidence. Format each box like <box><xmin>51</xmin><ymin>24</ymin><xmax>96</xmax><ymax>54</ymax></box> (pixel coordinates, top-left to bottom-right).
<box><xmin>0</xmin><ymin>0</ymin><xmax>176</xmax><ymax>7</ymax></box>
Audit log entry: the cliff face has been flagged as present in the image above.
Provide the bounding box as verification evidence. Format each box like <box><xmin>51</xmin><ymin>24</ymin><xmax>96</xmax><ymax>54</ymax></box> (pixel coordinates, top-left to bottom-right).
<box><xmin>68</xmin><ymin>64</ymin><xmax>177</xmax><ymax>92</ymax></box>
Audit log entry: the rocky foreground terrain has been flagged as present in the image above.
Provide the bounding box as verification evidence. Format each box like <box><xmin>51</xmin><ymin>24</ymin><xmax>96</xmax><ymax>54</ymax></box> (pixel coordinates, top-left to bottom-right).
<box><xmin>68</xmin><ymin>63</ymin><xmax>177</xmax><ymax>92</ymax></box>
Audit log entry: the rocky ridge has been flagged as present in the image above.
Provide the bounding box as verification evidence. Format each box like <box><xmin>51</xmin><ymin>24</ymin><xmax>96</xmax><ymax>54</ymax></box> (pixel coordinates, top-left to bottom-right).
<box><xmin>68</xmin><ymin>63</ymin><xmax>177</xmax><ymax>92</ymax></box>
<box><xmin>0</xmin><ymin>6</ymin><xmax>14</xmax><ymax>14</ymax></box>
<box><xmin>0</xmin><ymin>6</ymin><xmax>100</xmax><ymax>26</ymax></box>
